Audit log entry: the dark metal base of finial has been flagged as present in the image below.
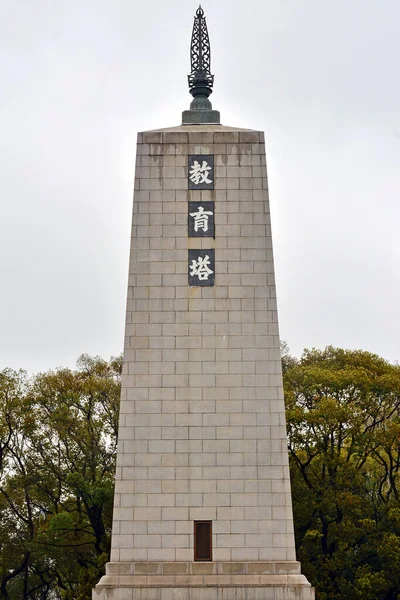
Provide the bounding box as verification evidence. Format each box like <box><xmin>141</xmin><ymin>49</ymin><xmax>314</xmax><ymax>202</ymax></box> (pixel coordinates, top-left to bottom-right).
<box><xmin>182</xmin><ymin>109</ymin><xmax>221</xmax><ymax>125</ymax></box>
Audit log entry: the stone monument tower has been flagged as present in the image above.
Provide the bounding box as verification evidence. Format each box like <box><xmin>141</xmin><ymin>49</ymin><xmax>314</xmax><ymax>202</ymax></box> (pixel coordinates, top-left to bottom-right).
<box><xmin>93</xmin><ymin>7</ymin><xmax>314</xmax><ymax>600</ymax></box>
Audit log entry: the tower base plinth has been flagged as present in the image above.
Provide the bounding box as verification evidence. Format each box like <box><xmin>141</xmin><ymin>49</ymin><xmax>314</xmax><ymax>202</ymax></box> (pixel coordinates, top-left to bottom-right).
<box><xmin>92</xmin><ymin>562</ymin><xmax>315</xmax><ymax>600</ymax></box>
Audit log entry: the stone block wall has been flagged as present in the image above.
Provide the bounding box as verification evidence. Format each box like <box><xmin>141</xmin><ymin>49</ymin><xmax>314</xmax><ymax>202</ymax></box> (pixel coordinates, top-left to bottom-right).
<box><xmin>110</xmin><ymin>126</ymin><xmax>296</xmax><ymax>563</ymax></box>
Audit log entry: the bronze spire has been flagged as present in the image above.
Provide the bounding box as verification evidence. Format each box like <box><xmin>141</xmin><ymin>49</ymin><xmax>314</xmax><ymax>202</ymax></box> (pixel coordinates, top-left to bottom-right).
<box><xmin>182</xmin><ymin>5</ymin><xmax>220</xmax><ymax>125</ymax></box>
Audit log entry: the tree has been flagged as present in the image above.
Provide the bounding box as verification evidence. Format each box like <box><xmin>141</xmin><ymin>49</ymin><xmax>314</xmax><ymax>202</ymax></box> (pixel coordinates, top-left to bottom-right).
<box><xmin>280</xmin><ymin>340</ymin><xmax>298</xmax><ymax>374</ymax></box>
<box><xmin>0</xmin><ymin>355</ymin><xmax>121</xmax><ymax>599</ymax></box>
<box><xmin>284</xmin><ymin>346</ymin><xmax>400</xmax><ymax>600</ymax></box>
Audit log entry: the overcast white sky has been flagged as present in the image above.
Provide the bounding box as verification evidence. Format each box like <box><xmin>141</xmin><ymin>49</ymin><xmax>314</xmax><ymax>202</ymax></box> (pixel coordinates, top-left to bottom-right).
<box><xmin>1</xmin><ymin>0</ymin><xmax>399</xmax><ymax>372</ymax></box>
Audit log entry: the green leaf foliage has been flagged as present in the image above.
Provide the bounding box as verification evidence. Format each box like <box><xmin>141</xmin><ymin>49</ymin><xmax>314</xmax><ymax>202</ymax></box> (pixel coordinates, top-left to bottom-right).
<box><xmin>285</xmin><ymin>346</ymin><xmax>400</xmax><ymax>600</ymax></box>
<box><xmin>0</xmin><ymin>356</ymin><xmax>121</xmax><ymax>599</ymax></box>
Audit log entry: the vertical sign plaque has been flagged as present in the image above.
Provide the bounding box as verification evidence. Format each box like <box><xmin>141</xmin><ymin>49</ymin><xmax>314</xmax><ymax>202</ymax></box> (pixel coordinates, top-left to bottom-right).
<box><xmin>188</xmin><ymin>155</ymin><xmax>215</xmax><ymax>286</ymax></box>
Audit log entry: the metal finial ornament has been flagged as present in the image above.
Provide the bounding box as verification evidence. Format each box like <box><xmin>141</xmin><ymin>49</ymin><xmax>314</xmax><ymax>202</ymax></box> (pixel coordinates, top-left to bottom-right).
<box><xmin>188</xmin><ymin>5</ymin><xmax>214</xmax><ymax>96</ymax></box>
<box><xmin>182</xmin><ymin>5</ymin><xmax>220</xmax><ymax>125</ymax></box>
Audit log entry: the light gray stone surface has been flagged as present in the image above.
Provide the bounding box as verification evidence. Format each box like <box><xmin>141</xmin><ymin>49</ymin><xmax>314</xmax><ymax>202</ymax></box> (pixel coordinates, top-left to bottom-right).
<box><xmin>93</xmin><ymin>586</ymin><xmax>315</xmax><ymax>600</ymax></box>
<box><xmin>93</xmin><ymin>124</ymin><xmax>314</xmax><ymax>599</ymax></box>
